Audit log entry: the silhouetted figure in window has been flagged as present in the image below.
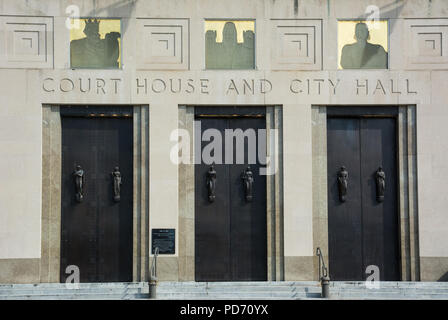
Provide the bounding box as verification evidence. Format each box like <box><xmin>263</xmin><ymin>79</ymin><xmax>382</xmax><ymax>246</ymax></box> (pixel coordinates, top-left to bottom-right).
<box><xmin>236</xmin><ymin>30</ymin><xmax>255</xmax><ymax>69</ymax></box>
<box><xmin>71</xmin><ymin>19</ymin><xmax>121</xmax><ymax>68</ymax></box>
<box><xmin>205</xmin><ymin>30</ymin><xmax>219</xmax><ymax>68</ymax></box>
<box><xmin>340</xmin><ymin>22</ymin><xmax>387</xmax><ymax>69</ymax></box>
<box><xmin>220</xmin><ymin>22</ymin><xmax>238</xmax><ymax>68</ymax></box>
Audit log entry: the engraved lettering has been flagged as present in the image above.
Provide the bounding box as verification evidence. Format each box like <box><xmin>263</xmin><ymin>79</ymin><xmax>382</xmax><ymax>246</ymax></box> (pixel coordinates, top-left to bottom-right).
<box><xmin>373</xmin><ymin>80</ymin><xmax>386</xmax><ymax>95</ymax></box>
<box><xmin>356</xmin><ymin>79</ymin><xmax>368</xmax><ymax>95</ymax></box>
<box><xmin>96</xmin><ymin>78</ymin><xmax>106</xmax><ymax>94</ymax></box>
<box><xmin>260</xmin><ymin>79</ymin><xmax>272</xmax><ymax>94</ymax></box>
<box><xmin>390</xmin><ymin>79</ymin><xmax>401</xmax><ymax>94</ymax></box>
<box><xmin>226</xmin><ymin>79</ymin><xmax>239</xmax><ymax>95</ymax></box>
<box><xmin>186</xmin><ymin>79</ymin><xmax>195</xmax><ymax>94</ymax></box>
<box><xmin>43</xmin><ymin>77</ymin><xmax>55</xmax><ymax>92</ymax></box>
<box><xmin>170</xmin><ymin>78</ymin><xmax>181</xmax><ymax>93</ymax></box>
<box><xmin>136</xmin><ymin>78</ymin><xmax>147</xmax><ymax>94</ymax></box>
<box><xmin>243</xmin><ymin>79</ymin><xmax>254</xmax><ymax>95</ymax></box>
<box><xmin>314</xmin><ymin>79</ymin><xmax>324</xmax><ymax>95</ymax></box>
<box><xmin>290</xmin><ymin>79</ymin><xmax>302</xmax><ymax>94</ymax></box>
<box><xmin>60</xmin><ymin>78</ymin><xmax>75</xmax><ymax>92</ymax></box>
<box><xmin>406</xmin><ymin>79</ymin><xmax>417</xmax><ymax>94</ymax></box>
<box><xmin>328</xmin><ymin>79</ymin><xmax>340</xmax><ymax>95</ymax></box>
<box><xmin>152</xmin><ymin>79</ymin><xmax>166</xmax><ymax>93</ymax></box>
<box><xmin>79</xmin><ymin>78</ymin><xmax>91</xmax><ymax>93</ymax></box>
<box><xmin>200</xmin><ymin>79</ymin><xmax>210</xmax><ymax>94</ymax></box>
<box><xmin>111</xmin><ymin>78</ymin><xmax>121</xmax><ymax>94</ymax></box>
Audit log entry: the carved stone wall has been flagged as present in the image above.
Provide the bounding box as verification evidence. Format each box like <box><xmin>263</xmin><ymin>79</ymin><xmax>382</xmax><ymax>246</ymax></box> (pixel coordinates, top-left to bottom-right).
<box><xmin>136</xmin><ymin>18</ymin><xmax>189</xmax><ymax>70</ymax></box>
<box><xmin>405</xmin><ymin>19</ymin><xmax>448</xmax><ymax>69</ymax></box>
<box><xmin>0</xmin><ymin>16</ymin><xmax>53</xmax><ymax>68</ymax></box>
<box><xmin>270</xmin><ymin>19</ymin><xmax>322</xmax><ymax>70</ymax></box>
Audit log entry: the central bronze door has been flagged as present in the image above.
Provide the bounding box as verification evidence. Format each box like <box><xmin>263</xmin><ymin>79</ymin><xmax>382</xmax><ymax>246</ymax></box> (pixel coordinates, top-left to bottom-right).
<box><xmin>195</xmin><ymin>107</ymin><xmax>267</xmax><ymax>281</ymax></box>
<box><xmin>60</xmin><ymin>107</ymin><xmax>133</xmax><ymax>283</ymax></box>
<box><xmin>327</xmin><ymin>108</ymin><xmax>400</xmax><ymax>281</ymax></box>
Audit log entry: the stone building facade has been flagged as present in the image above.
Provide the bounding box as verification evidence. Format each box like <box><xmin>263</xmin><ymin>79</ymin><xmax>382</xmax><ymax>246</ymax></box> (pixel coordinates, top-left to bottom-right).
<box><xmin>0</xmin><ymin>0</ymin><xmax>447</xmax><ymax>283</ymax></box>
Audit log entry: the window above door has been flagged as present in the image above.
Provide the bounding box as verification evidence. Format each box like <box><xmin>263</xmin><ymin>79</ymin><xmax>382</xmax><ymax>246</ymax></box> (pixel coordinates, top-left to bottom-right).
<box><xmin>70</xmin><ymin>18</ymin><xmax>121</xmax><ymax>69</ymax></box>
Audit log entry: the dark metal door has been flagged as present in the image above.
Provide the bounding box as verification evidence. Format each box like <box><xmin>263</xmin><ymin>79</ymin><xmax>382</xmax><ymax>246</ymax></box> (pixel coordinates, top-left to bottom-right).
<box><xmin>61</xmin><ymin>112</ymin><xmax>133</xmax><ymax>283</ymax></box>
<box><xmin>327</xmin><ymin>116</ymin><xmax>400</xmax><ymax>281</ymax></box>
<box><xmin>195</xmin><ymin>109</ymin><xmax>267</xmax><ymax>281</ymax></box>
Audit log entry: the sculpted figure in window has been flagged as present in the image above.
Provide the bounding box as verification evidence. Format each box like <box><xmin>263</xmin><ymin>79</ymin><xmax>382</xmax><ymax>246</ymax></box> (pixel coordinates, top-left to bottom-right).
<box><xmin>340</xmin><ymin>22</ymin><xmax>387</xmax><ymax>69</ymax></box>
<box><xmin>205</xmin><ymin>21</ymin><xmax>255</xmax><ymax>69</ymax></box>
<box><xmin>71</xmin><ymin>19</ymin><xmax>121</xmax><ymax>68</ymax></box>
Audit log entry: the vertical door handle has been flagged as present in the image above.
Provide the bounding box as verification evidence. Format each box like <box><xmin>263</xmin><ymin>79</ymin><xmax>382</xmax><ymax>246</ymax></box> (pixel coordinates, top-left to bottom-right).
<box><xmin>375</xmin><ymin>166</ymin><xmax>386</xmax><ymax>203</ymax></box>
<box><xmin>111</xmin><ymin>166</ymin><xmax>122</xmax><ymax>202</ymax></box>
<box><xmin>337</xmin><ymin>166</ymin><xmax>348</xmax><ymax>203</ymax></box>
<box><xmin>206</xmin><ymin>165</ymin><xmax>216</xmax><ymax>203</ymax></box>
<box><xmin>73</xmin><ymin>165</ymin><xmax>84</xmax><ymax>203</ymax></box>
<box><xmin>241</xmin><ymin>166</ymin><xmax>254</xmax><ymax>202</ymax></box>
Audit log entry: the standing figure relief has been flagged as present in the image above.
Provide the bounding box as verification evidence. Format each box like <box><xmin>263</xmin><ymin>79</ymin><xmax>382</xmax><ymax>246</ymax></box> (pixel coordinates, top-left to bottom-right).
<box><xmin>337</xmin><ymin>166</ymin><xmax>349</xmax><ymax>203</ymax></box>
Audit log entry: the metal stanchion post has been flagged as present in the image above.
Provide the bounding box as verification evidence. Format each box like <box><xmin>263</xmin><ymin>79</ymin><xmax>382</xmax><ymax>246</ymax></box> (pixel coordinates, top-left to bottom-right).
<box><xmin>321</xmin><ymin>275</ymin><xmax>330</xmax><ymax>298</ymax></box>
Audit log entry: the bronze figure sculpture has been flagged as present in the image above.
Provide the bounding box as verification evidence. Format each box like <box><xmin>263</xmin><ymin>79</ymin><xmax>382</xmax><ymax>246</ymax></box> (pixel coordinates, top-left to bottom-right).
<box><xmin>206</xmin><ymin>165</ymin><xmax>217</xmax><ymax>203</ymax></box>
<box><xmin>337</xmin><ymin>166</ymin><xmax>349</xmax><ymax>203</ymax></box>
<box><xmin>111</xmin><ymin>166</ymin><xmax>122</xmax><ymax>202</ymax></box>
<box><xmin>375</xmin><ymin>166</ymin><xmax>386</xmax><ymax>203</ymax></box>
<box><xmin>241</xmin><ymin>166</ymin><xmax>254</xmax><ymax>202</ymax></box>
<box><xmin>73</xmin><ymin>165</ymin><xmax>84</xmax><ymax>203</ymax></box>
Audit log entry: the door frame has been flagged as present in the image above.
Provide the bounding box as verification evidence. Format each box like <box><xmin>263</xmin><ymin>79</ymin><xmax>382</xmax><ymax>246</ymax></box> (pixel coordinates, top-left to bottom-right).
<box><xmin>40</xmin><ymin>105</ymin><xmax>150</xmax><ymax>283</ymax></box>
<box><xmin>311</xmin><ymin>105</ymin><xmax>420</xmax><ymax>281</ymax></box>
<box><xmin>178</xmin><ymin>105</ymin><xmax>284</xmax><ymax>281</ymax></box>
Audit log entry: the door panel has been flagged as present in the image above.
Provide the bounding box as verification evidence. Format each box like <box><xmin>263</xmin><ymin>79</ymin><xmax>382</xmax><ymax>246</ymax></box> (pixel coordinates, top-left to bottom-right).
<box><xmin>195</xmin><ymin>113</ymin><xmax>267</xmax><ymax>281</ymax></box>
<box><xmin>61</xmin><ymin>118</ymin><xmax>99</xmax><ymax>282</ymax></box>
<box><xmin>327</xmin><ymin>116</ymin><xmax>400</xmax><ymax>281</ymax></box>
<box><xmin>229</xmin><ymin>118</ymin><xmax>267</xmax><ymax>281</ymax></box>
<box><xmin>360</xmin><ymin>118</ymin><xmax>399</xmax><ymax>281</ymax></box>
<box><xmin>195</xmin><ymin>118</ymin><xmax>231</xmax><ymax>281</ymax></box>
<box><xmin>61</xmin><ymin>116</ymin><xmax>133</xmax><ymax>283</ymax></box>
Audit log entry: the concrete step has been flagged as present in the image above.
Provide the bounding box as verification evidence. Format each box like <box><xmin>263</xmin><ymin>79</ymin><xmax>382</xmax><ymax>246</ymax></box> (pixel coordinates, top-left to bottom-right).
<box><xmin>156</xmin><ymin>286</ymin><xmax>321</xmax><ymax>292</ymax></box>
<box><xmin>0</xmin><ymin>293</ymin><xmax>149</xmax><ymax>300</ymax></box>
<box><xmin>0</xmin><ymin>288</ymin><xmax>149</xmax><ymax>296</ymax></box>
<box><xmin>158</xmin><ymin>281</ymin><xmax>319</xmax><ymax>288</ymax></box>
<box><xmin>329</xmin><ymin>281</ymin><xmax>448</xmax><ymax>288</ymax></box>
<box><xmin>0</xmin><ymin>282</ymin><xmax>147</xmax><ymax>289</ymax></box>
<box><xmin>156</xmin><ymin>286</ymin><xmax>448</xmax><ymax>293</ymax></box>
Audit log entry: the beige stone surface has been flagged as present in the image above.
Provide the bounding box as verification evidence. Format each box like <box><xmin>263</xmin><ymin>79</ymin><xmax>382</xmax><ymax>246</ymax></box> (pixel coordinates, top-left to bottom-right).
<box><xmin>284</xmin><ymin>256</ymin><xmax>314</xmax><ymax>281</ymax></box>
<box><xmin>420</xmin><ymin>257</ymin><xmax>448</xmax><ymax>281</ymax></box>
<box><xmin>283</xmin><ymin>104</ymin><xmax>313</xmax><ymax>257</ymax></box>
<box><xmin>0</xmin><ymin>259</ymin><xmax>40</xmax><ymax>283</ymax></box>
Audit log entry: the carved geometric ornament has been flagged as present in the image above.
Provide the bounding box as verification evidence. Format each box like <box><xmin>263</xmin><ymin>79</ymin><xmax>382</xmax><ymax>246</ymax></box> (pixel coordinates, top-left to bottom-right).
<box><xmin>0</xmin><ymin>15</ymin><xmax>53</xmax><ymax>68</ymax></box>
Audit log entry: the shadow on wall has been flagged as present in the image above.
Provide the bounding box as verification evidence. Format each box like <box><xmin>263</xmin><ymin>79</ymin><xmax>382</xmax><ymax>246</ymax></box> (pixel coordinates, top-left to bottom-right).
<box><xmin>439</xmin><ymin>272</ymin><xmax>448</xmax><ymax>282</ymax></box>
<box><xmin>87</xmin><ymin>0</ymin><xmax>136</xmax><ymax>34</ymax></box>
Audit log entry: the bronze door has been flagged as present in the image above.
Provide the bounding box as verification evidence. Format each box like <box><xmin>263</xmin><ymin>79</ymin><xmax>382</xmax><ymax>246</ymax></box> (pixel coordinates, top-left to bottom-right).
<box><xmin>195</xmin><ymin>107</ymin><xmax>267</xmax><ymax>281</ymax></box>
<box><xmin>327</xmin><ymin>115</ymin><xmax>400</xmax><ymax>281</ymax></box>
<box><xmin>60</xmin><ymin>108</ymin><xmax>133</xmax><ymax>283</ymax></box>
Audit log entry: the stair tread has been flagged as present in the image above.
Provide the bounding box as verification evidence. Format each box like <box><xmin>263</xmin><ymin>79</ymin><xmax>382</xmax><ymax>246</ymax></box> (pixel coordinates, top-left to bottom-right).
<box><xmin>1</xmin><ymin>281</ymin><xmax>448</xmax><ymax>300</ymax></box>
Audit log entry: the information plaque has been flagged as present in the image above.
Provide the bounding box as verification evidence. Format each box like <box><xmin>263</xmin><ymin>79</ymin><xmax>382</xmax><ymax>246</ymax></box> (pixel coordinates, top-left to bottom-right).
<box><xmin>151</xmin><ymin>229</ymin><xmax>175</xmax><ymax>254</ymax></box>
